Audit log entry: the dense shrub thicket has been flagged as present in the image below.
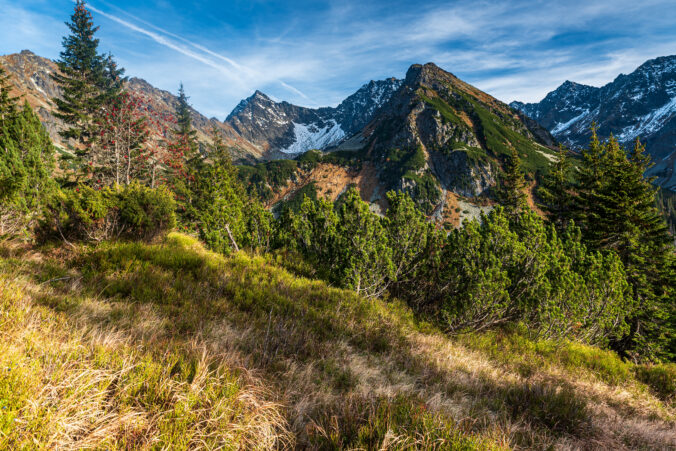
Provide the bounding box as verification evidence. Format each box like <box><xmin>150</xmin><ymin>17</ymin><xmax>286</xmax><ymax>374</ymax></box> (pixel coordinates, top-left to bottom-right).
<box><xmin>277</xmin><ymin>188</ymin><xmax>632</xmax><ymax>345</ymax></box>
<box><xmin>38</xmin><ymin>183</ymin><xmax>176</xmax><ymax>242</ymax></box>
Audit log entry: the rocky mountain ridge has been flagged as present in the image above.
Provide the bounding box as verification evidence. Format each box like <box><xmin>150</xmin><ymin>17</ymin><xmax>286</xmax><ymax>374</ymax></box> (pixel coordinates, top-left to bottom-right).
<box><xmin>0</xmin><ymin>50</ymin><xmax>404</xmax><ymax>161</ymax></box>
<box><xmin>347</xmin><ymin>63</ymin><xmax>556</xmax><ymax>199</ymax></box>
<box><xmin>0</xmin><ymin>50</ymin><xmax>263</xmax><ymax>160</ymax></box>
<box><xmin>511</xmin><ymin>55</ymin><xmax>676</xmax><ymax>190</ymax></box>
<box><xmin>224</xmin><ymin>78</ymin><xmax>403</xmax><ymax>157</ymax></box>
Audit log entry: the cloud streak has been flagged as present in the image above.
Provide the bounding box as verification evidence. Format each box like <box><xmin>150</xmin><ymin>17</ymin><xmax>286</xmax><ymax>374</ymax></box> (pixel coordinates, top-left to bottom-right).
<box><xmin>2</xmin><ymin>0</ymin><xmax>675</xmax><ymax>117</ymax></box>
<box><xmin>88</xmin><ymin>1</ymin><xmax>311</xmax><ymax>102</ymax></box>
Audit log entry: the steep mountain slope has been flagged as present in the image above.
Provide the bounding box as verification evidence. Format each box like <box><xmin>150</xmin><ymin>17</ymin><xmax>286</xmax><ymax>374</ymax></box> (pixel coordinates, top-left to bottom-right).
<box><xmin>332</xmin><ymin>63</ymin><xmax>556</xmax><ymax>208</ymax></box>
<box><xmin>0</xmin><ymin>50</ymin><xmax>262</xmax><ymax>160</ymax></box>
<box><xmin>224</xmin><ymin>78</ymin><xmax>403</xmax><ymax>157</ymax></box>
<box><xmin>2</xmin><ymin>233</ymin><xmax>674</xmax><ymax>449</ymax></box>
<box><xmin>511</xmin><ymin>55</ymin><xmax>676</xmax><ymax>189</ymax></box>
<box><xmin>239</xmin><ymin>63</ymin><xmax>557</xmax><ymax>222</ymax></box>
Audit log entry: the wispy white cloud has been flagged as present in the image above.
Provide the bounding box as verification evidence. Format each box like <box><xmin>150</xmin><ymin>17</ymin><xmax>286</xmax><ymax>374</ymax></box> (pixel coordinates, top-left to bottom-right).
<box><xmin>2</xmin><ymin>0</ymin><xmax>675</xmax><ymax>117</ymax></box>
<box><xmin>87</xmin><ymin>1</ymin><xmax>312</xmax><ymax>105</ymax></box>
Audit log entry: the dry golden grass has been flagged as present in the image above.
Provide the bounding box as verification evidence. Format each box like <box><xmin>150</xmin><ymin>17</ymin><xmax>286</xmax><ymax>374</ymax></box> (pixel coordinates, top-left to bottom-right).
<box><xmin>0</xmin><ymin>266</ymin><xmax>291</xmax><ymax>449</ymax></box>
<box><xmin>0</xmin><ymin>234</ymin><xmax>673</xmax><ymax>450</ymax></box>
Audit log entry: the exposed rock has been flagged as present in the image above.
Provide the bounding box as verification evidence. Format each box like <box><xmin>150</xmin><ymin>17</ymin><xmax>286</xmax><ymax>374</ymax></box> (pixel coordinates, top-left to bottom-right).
<box><xmin>428</xmin><ymin>150</ymin><xmax>495</xmax><ymax>197</ymax></box>
<box><xmin>511</xmin><ymin>55</ymin><xmax>676</xmax><ymax>190</ymax></box>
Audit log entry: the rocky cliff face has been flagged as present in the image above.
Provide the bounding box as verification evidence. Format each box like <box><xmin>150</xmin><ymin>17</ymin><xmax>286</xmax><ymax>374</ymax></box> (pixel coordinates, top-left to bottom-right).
<box><xmin>511</xmin><ymin>55</ymin><xmax>676</xmax><ymax>190</ymax></box>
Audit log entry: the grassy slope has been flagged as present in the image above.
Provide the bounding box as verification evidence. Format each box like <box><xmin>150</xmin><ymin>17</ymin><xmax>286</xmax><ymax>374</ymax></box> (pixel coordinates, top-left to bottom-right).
<box><xmin>0</xmin><ymin>234</ymin><xmax>674</xmax><ymax>450</ymax></box>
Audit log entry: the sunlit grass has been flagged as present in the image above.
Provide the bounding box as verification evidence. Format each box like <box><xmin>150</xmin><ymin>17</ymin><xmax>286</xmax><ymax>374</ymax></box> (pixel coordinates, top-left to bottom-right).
<box><xmin>0</xmin><ymin>233</ymin><xmax>673</xmax><ymax>449</ymax></box>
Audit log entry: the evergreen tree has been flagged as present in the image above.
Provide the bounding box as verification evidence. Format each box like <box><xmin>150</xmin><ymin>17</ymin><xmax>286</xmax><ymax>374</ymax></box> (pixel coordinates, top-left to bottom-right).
<box><xmin>655</xmin><ymin>188</ymin><xmax>676</xmax><ymax>241</ymax></box>
<box><xmin>52</xmin><ymin>0</ymin><xmax>125</xmax><ymax>177</ymax></box>
<box><xmin>174</xmin><ymin>83</ymin><xmax>198</xmax><ymax>155</ymax></box>
<box><xmin>538</xmin><ymin>145</ymin><xmax>574</xmax><ymax>231</ymax></box>
<box><xmin>496</xmin><ymin>147</ymin><xmax>528</xmax><ymax>218</ymax></box>
<box><xmin>572</xmin><ymin>124</ymin><xmax>604</xmax><ymax>239</ymax></box>
<box><xmin>188</xmin><ymin>129</ymin><xmax>271</xmax><ymax>254</ymax></box>
<box><xmin>384</xmin><ymin>190</ymin><xmax>434</xmax><ymax>296</ymax></box>
<box><xmin>0</xmin><ymin>98</ymin><xmax>57</xmax><ymax>235</ymax></box>
<box><xmin>414</xmin><ymin>208</ymin><xmax>631</xmax><ymax>343</ymax></box>
<box><xmin>335</xmin><ymin>189</ymin><xmax>394</xmax><ymax>298</ymax></box>
<box><xmin>571</xmin><ymin>132</ymin><xmax>674</xmax><ymax>360</ymax></box>
<box><xmin>0</xmin><ymin>65</ymin><xmax>17</xmax><ymax>129</ymax></box>
<box><xmin>101</xmin><ymin>53</ymin><xmax>125</xmax><ymax>103</ymax></box>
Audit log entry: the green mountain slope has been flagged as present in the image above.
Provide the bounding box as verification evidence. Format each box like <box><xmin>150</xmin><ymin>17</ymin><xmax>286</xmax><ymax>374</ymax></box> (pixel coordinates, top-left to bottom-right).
<box><xmin>1</xmin><ymin>234</ymin><xmax>674</xmax><ymax>449</ymax></box>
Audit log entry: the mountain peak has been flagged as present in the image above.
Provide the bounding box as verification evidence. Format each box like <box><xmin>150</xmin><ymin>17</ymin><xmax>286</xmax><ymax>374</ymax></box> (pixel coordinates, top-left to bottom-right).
<box><xmin>226</xmin><ymin>90</ymin><xmax>275</xmax><ymax>121</ymax></box>
<box><xmin>252</xmin><ymin>90</ymin><xmax>270</xmax><ymax>100</ymax></box>
<box><xmin>405</xmin><ymin>62</ymin><xmax>444</xmax><ymax>82</ymax></box>
<box><xmin>555</xmin><ymin>80</ymin><xmax>595</xmax><ymax>92</ymax></box>
<box><xmin>512</xmin><ymin>53</ymin><xmax>676</xmax><ymax>190</ymax></box>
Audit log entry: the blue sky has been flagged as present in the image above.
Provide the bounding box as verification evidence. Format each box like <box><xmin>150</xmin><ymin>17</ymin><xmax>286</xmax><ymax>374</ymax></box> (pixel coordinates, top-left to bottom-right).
<box><xmin>1</xmin><ymin>0</ymin><xmax>675</xmax><ymax>119</ymax></box>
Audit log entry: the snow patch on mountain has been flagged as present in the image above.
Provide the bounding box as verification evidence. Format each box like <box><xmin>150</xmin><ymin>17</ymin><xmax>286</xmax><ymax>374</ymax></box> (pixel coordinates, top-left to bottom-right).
<box><xmin>617</xmin><ymin>95</ymin><xmax>676</xmax><ymax>141</ymax></box>
<box><xmin>551</xmin><ymin>109</ymin><xmax>590</xmax><ymax>135</ymax></box>
<box><xmin>281</xmin><ymin>120</ymin><xmax>346</xmax><ymax>154</ymax></box>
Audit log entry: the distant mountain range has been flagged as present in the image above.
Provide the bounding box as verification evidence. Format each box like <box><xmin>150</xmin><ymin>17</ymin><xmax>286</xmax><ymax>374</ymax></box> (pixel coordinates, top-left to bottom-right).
<box><xmin>0</xmin><ymin>50</ymin><xmax>563</xmax><ymax>222</ymax></box>
<box><xmin>511</xmin><ymin>55</ymin><xmax>676</xmax><ymax>190</ymax></box>
<box><xmin>0</xmin><ymin>50</ymin><xmax>404</xmax><ymax>161</ymax></box>
<box><xmin>0</xmin><ymin>50</ymin><xmax>264</xmax><ymax>160</ymax></box>
<box><xmin>3</xmin><ymin>48</ymin><xmax>674</xmax><ymax>218</ymax></box>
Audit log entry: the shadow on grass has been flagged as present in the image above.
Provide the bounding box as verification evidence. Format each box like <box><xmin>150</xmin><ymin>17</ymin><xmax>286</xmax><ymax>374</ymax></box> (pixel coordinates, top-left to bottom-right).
<box><xmin>7</xmin><ymin>236</ymin><xmax>613</xmax><ymax>449</ymax></box>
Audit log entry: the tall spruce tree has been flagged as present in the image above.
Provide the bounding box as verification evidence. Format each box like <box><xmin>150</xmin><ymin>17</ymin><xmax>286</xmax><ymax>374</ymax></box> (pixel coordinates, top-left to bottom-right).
<box><xmin>496</xmin><ymin>147</ymin><xmax>528</xmax><ymax>218</ymax></box>
<box><xmin>175</xmin><ymin>83</ymin><xmax>198</xmax><ymax>155</ymax></box>
<box><xmin>170</xmin><ymin>83</ymin><xmax>201</xmax><ymax>223</ymax></box>
<box><xmin>52</xmin><ymin>0</ymin><xmax>125</xmax><ymax>176</ymax></box>
<box><xmin>573</xmin><ymin>126</ymin><xmax>606</xmax><ymax>243</ymax></box>
<box><xmin>571</xmin><ymin>132</ymin><xmax>674</xmax><ymax>361</ymax></box>
<box><xmin>538</xmin><ymin>145</ymin><xmax>574</xmax><ymax>232</ymax></box>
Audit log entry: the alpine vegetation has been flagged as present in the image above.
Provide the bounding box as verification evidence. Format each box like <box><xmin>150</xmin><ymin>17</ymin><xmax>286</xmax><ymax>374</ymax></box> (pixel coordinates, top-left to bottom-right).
<box><xmin>0</xmin><ymin>1</ymin><xmax>675</xmax><ymax>449</ymax></box>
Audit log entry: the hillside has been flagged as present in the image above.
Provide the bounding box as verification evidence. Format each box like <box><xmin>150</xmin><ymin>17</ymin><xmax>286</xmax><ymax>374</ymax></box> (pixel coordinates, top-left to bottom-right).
<box><xmin>511</xmin><ymin>55</ymin><xmax>676</xmax><ymax>190</ymax></box>
<box><xmin>1</xmin><ymin>234</ymin><xmax>674</xmax><ymax>449</ymax></box>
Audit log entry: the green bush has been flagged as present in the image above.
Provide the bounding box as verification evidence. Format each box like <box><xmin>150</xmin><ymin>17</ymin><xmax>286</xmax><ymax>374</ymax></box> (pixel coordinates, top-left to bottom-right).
<box><xmin>118</xmin><ymin>183</ymin><xmax>176</xmax><ymax>241</ymax></box>
<box><xmin>39</xmin><ymin>183</ymin><xmax>175</xmax><ymax>243</ymax></box>
<box><xmin>0</xmin><ymin>99</ymin><xmax>57</xmax><ymax>236</ymax></box>
<box><xmin>276</xmin><ymin>188</ymin><xmax>393</xmax><ymax>298</ymax></box>
<box><xmin>408</xmin><ymin>208</ymin><xmax>631</xmax><ymax>344</ymax></box>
